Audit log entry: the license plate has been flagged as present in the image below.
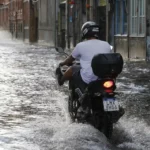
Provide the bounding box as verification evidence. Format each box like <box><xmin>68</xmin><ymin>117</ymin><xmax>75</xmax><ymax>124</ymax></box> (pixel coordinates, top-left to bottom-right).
<box><xmin>103</xmin><ymin>98</ymin><xmax>119</xmax><ymax>111</ymax></box>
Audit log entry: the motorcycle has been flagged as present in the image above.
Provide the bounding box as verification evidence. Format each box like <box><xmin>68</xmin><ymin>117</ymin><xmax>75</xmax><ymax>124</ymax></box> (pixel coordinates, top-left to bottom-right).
<box><xmin>55</xmin><ymin>47</ymin><xmax>125</xmax><ymax>139</ymax></box>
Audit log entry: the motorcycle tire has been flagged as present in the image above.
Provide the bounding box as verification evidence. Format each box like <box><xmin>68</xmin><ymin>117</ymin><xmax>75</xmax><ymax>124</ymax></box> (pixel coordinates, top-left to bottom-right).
<box><xmin>68</xmin><ymin>90</ymin><xmax>80</xmax><ymax>122</ymax></box>
<box><xmin>94</xmin><ymin>113</ymin><xmax>113</xmax><ymax>139</ymax></box>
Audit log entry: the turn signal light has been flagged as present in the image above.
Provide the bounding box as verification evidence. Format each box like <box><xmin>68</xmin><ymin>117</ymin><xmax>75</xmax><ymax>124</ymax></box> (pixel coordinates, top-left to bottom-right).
<box><xmin>103</xmin><ymin>81</ymin><xmax>114</xmax><ymax>88</ymax></box>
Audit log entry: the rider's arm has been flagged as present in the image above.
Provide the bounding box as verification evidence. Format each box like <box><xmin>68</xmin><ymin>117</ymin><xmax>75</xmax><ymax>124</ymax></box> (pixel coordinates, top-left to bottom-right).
<box><xmin>59</xmin><ymin>55</ymin><xmax>75</xmax><ymax>66</ymax></box>
<box><xmin>60</xmin><ymin>44</ymin><xmax>80</xmax><ymax>66</ymax></box>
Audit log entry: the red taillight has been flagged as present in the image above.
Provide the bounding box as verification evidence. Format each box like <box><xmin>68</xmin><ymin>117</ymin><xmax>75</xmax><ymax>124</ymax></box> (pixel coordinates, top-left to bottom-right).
<box><xmin>103</xmin><ymin>81</ymin><xmax>114</xmax><ymax>88</ymax></box>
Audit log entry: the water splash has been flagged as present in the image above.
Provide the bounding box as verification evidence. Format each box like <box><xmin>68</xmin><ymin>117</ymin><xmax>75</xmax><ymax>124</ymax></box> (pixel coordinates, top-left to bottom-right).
<box><xmin>50</xmin><ymin>123</ymin><xmax>115</xmax><ymax>150</ymax></box>
<box><xmin>0</xmin><ymin>30</ymin><xmax>12</xmax><ymax>40</ymax></box>
<box><xmin>116</xmin><ymin>117</ymin><xmax>150</xmax><ymax>150</ymax></box>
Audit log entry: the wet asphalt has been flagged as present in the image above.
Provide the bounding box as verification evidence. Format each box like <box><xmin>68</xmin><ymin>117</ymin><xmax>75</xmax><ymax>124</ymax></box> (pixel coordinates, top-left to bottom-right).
<box><xmin>0</xmin><ymin>32</ymin><xmax>149</xmax><ymax>150</ymax></box>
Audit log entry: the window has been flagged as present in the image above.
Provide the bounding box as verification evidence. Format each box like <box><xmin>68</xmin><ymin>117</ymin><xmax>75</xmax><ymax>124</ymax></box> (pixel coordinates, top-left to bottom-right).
<box><xmin>130</xmin><ymin>0</ymin><xmax>146</xmax><ymax>36</ymax></box>
<box><xmin>115</xmin><ymin>0</ymin><xmax>127</xmax><ymax>35</ymax></box>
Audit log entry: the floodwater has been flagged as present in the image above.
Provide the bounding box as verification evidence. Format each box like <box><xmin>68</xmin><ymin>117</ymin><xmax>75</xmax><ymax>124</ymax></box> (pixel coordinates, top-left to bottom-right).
<box><xmin>0</xmin><ymin>31</ymin><xmax>149</xmax><ymax>150</ymax></box>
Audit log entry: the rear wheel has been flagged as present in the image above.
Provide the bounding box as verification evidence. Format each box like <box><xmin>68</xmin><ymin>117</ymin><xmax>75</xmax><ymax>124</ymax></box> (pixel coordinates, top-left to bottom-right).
<box><xmin>93</xmin><ymin>112</ymin><xmax>113</xmax><ymax>139</ymax></box>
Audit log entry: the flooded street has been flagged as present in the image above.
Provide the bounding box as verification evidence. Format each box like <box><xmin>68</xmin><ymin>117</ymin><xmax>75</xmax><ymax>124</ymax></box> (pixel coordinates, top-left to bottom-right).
<box><xmin>0</xmin><ymin>31</ymin><xmax>149</xmax><ymax>150</ymax></box>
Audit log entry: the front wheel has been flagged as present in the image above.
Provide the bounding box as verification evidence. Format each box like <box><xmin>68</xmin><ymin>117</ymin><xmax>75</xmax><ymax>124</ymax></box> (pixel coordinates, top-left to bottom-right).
<box><xmin>68</xmin><ymin>90</ymin><xmax>80</xmax><ymax>122</ymax></box>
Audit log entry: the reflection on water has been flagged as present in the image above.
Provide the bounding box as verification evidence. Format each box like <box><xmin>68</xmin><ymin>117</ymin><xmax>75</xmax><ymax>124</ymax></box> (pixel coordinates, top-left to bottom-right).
<box><xmin>0</xmin><ymin>31</ymin><xmax>149</xmax><ymax>150</ymax></box>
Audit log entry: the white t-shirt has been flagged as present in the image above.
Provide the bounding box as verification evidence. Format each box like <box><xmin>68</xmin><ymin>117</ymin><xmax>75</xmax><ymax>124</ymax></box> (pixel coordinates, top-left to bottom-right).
<box><xmin>72</xmin><ymin>39</ymin><xmax>112</xmax><ymax>84</ymax></box>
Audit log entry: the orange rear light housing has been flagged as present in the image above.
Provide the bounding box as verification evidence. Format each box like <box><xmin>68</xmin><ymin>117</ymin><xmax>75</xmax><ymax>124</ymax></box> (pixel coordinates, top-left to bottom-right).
<box><xmin>103</xmin><ymin>81</ymin><xmax>114</xmax><ymax>88</ymax></box>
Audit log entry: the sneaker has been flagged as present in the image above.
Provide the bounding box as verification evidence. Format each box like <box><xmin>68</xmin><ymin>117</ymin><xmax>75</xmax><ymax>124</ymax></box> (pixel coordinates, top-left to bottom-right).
<box><xmin>55</xmin><ymin>67</ymin><xmax>64</xmax><ymax>86</ymax></box>
<box><xmin>77</xmin><ymin>106</ymin><xmax>90</xmax><ymax>121</ymax></box>
<box><xmin>77</xmin><ymin>106</ymin><xmax>89</xmax><ymax>113</ymax></box>
<box><xmin>58</xmin><ymin>77</ymin><xmax>64</xmax><ymax>86</ymax></box>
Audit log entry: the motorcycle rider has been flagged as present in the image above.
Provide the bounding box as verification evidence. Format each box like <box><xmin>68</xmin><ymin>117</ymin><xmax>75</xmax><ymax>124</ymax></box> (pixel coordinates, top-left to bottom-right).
<box><xmin>57</xmin><ymin>21</ymin><xmax>124</xmax><ymax>121</ymax></box>
<box><xmin>56</xmin><ymin>21</ymin><xmax>114</xmax><ymax>118</ymax></box>
<box><xmin>58</xmin><ymin>21</ymin><xmax>112</xmax><ymax>86</ymax></box>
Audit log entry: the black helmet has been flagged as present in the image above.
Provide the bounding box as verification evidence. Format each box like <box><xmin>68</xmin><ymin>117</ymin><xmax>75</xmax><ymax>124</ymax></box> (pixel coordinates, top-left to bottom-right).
<box><xmin>81</xmin><ymin>21</ymin><xmax>100</xmax><ymax>40</ymax></box>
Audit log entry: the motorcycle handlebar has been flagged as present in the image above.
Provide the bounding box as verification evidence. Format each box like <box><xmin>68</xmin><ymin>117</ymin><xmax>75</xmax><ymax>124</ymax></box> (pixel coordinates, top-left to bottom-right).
<box><xmin>58</xmin><ymin>61</ymin><xmax>80</xmax><ymax>75</ymax></box>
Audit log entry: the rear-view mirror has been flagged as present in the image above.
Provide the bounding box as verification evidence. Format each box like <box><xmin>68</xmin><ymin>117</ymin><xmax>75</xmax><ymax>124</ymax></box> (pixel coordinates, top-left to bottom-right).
<box><xmin>110</xmin><ymin>45</ymin><xmax>113</xmax><ymax>50</ymax></box>
<box><xmin>55</xmin><ymin>47</ymin><xmax>64</xmax><ymax>53</ymax></box>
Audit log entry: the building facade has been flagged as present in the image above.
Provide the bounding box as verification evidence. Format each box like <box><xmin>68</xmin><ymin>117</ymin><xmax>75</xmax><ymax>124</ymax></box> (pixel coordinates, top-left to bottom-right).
<box><xmin>111</xmin><ymin>0</ymin><xmax>149</xmax><ymax>60</ymax></box>
<box><xmin>57</xmin><ymin>0</ymin><xmax>107</xmax><ymax>50</ymax></box>
<box><xmin>10</xmin><ymin>0</ymin><xmax>24</xmax><ymax>39</ymax></box>
<box><xmin>38</xmin><ymin>0</ymin><xmax>56</xmax><ymax>46</ymax></box>
<box><xmin>61</xmin><ymin>0</ymin><xmax>150</xmax><ymax>60</ymax></box>
<box><xmin>0</xmin><ymin>0</ymin><xmax>9</xmax><ymax>30</ymax></box>
<box><xmin>0</xmin><ymin>0</ymin><xmax>149</xmax><ymax>60</ymax></box>
<box><xmin>0</xmin><ymin>0</ymin><xmax>38</xmax><ymax>42</ymax></box>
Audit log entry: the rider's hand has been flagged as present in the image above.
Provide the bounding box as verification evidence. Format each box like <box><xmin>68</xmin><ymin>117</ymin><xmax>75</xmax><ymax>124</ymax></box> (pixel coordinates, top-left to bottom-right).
<box><xmin>67</xmin><ymin>62</ymin><xmax>73</xmax><ymax>66</ymax></box>
<box><xmin>59</xmin><ymin>62</ymin><xmax>64</xmax><ymax>67</ymax></box>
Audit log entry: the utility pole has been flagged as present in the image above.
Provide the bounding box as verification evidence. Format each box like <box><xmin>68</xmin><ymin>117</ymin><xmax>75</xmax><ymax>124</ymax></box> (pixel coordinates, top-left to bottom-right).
<box><xmin>89</xmin><ymin>0</ymin><xmax>93</xmax><ymax>21</ymax></box>
<box><xmin>29</xmin><ymin>0</ymin><xmax>31</xmax><ymax>42</ymax></box>
<box><xmin>54</xmin><ymin>0</ymin><xmax>56</xmax><ymax>47</ymax></box>
<box><xmin>66</xmin><ymin>0</ymin><xmax>70</xmax><ymax>49</ymax></box>
<box><xmin>77</xmin><ymin>0</ymin><xmax>82</xmax><ymax>43</ymax></box>
<box><xmin>22</xmin><ymin>0</ymin><xmax>24</xmax><ymax>41</ymax></box>
<box><xmin>106</xmin><ymin>0</ymin><xmax>109</xmax><ymax>42</ymax></box>
<box><xmin>10</xmin><ymin>0</ymin><xmax>13</xmax><ymax>38</ymax></box>
<box><xmin>86</xmin><ymin>0</ymin><xmax>90</xmax><ymax>21</ymax></box>
<box><xmin>72</xmin><ymin>1</ymin><xmax>76</xmax><ymax>47</ymax></box>
<box><xmin>55</xmin><ymin>0</ymin><xmax>59</xmax><ymax>48</ymax></box>
<box><xmin>15</xmin><ymin>11</ymin><xmax>17</xmax><ymax>38</ymax></box>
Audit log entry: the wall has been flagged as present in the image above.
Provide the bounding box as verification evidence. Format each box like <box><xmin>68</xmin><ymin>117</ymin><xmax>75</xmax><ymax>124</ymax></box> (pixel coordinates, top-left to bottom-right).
<box><xmin>58</xmin><ymin>1</ymin><xmax>66</xmax><ymax>49</ymax></box>
<box><xmin>115</xmin><ymin>37</ymin><xmax>146</xmax><ymax>60</ymax></box>
<box><xmin>129</xmin><ymin>37</ymin><xmax>146</xmax><ymax>59</ymax></box>
<box><xmin>16</xmin><ymin>0</ymin><xmax>23</xmax><ymax>39</ymax></box>
<box><xmin>115</xmin><ymin>37</ymin><xmax>128</xmax><ymax>59</ymax></box>
<box><xmin>0</xmin><ymin>0</ymin><xmax>9</xmax><ymax>4</ymax></box>
<box><xmin>146</xmin><ymin>0</ymin><xmax>150</xmax><ymax>60</ymax></box>
<box><xmin>29</xmin><ymin>1</ymin><xmax>38</xmax><ymax>43</ymax></box>
<box><xmin>23</xmin><ymin>0</ymin><xmax>38</xmax><ymax>43</ymax></box>
<box><xmin>8</xmin><ymin>0</ymin><xmax>24</xmax><ymax>39</ymax></box>
<box><xmin>23</xmin><ymin>0</ymin><xmax>29</xmax><ymax>41</ymax></box>
<box><xmin>0</xmin><ymin>0</ymin><xmax>27</xmax><ymax>40</ymax></box>
<box><xmin>0</xmin><ymin>1</ymin><xmax>9</xmax><ymax>30</ymax></box>
<box><xmin>113</xmin><ymin>0</ymin><xmax>147</xmax><ymax>60</ymax></box>
<box><xmin>38</xmin><ymin>0</ymin><xmax>55</xmax><ymax>46</ymax></box>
